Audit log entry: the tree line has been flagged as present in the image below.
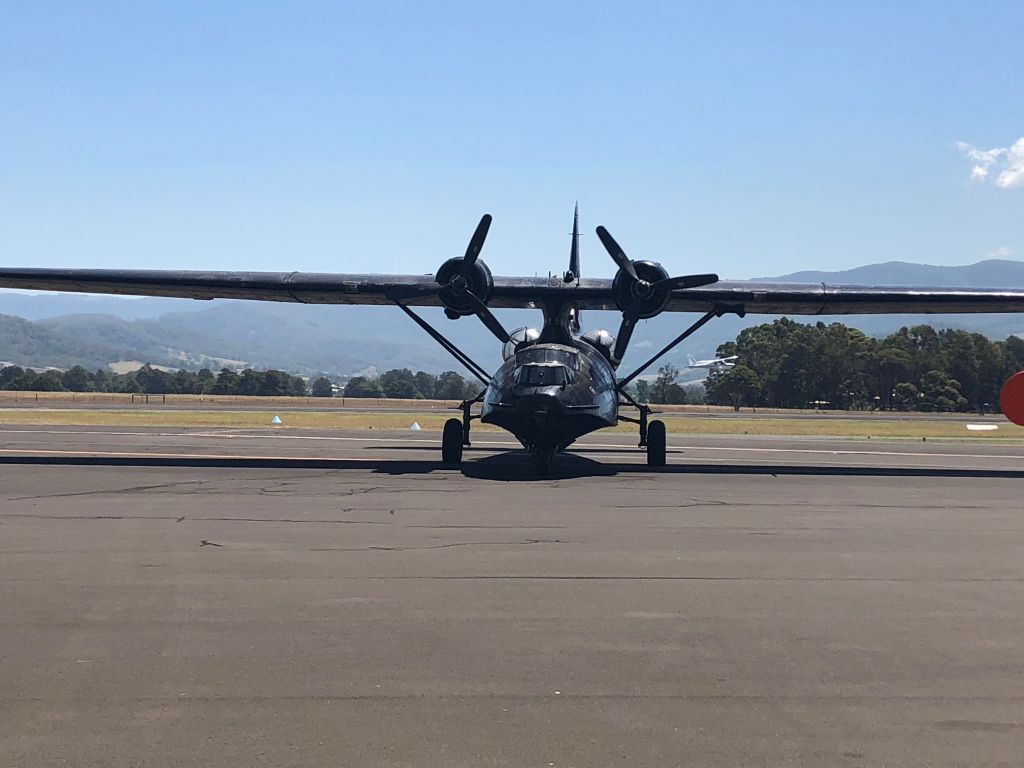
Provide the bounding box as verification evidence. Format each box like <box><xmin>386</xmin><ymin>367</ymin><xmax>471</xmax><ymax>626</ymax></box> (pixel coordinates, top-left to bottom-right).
<box><xmin>8</xmin><ymin>319</ymin><xmax>1018</xmax><ymax>410</ymax></box>
<box><xmin>0</xmin><ymin>364</ymin><xmax>312</xmax><ymax>396</ymax></box>
<box><xmin>701</xmin><ymin>319</ymin><xmax>1024</xmax><ymax>412</ymax></box>
<box><xmin>343</xmin><ymin>369</ymin><xmax>480</xmax><ymax>400</ymax></box>
<box><xmin>0</xmin><ymin>363</ymin><xmax>481</xmax><ymax>400</ymax></box>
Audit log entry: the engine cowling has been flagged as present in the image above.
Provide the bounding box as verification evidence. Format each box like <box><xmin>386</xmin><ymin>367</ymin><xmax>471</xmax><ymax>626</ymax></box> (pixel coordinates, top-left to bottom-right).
<box><xmin>580</xmin><ymin>329</ymin><xmax>617</xmax><ymax>362</ymax></box>
<box><xmin>502</xmin><ymin>327</ymin><xmax>541</xmax><ymax>360</ymax></box>
<box><xmin>435</xmin><ymin>256</ymin><xmax>494</xmax><ymax>319</ymax></box>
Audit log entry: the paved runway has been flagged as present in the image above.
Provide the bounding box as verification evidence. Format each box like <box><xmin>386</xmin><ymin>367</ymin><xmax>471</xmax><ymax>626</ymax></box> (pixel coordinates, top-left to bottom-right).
<box><xmin>2</xmin><ymin>426</ymin><xmax>1024</xmax><ymax>766</ymax></box>
<box><xmin>2</xmin><ymin>424</ymin><xmax>1024</xmax><ymax>474</ymax></box>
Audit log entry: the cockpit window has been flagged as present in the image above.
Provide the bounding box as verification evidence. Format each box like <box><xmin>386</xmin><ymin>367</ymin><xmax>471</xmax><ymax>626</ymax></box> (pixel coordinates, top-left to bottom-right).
<box><xmin>516</xmin><ymin>364</ymin><xmax>573</xmax><ymax>386</ymax></box>
<box><xmin>515</xmin><ymin>347</ymin><xmax>580</xmax><ymax>370</ymax></box>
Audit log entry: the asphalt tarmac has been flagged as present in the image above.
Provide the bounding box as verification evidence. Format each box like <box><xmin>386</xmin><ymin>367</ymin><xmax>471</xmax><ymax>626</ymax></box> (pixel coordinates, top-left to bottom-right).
<box><xmin>3</xmin><ymin>426</ymin><xmax>1024</xmax><ymax>766</ymax></box>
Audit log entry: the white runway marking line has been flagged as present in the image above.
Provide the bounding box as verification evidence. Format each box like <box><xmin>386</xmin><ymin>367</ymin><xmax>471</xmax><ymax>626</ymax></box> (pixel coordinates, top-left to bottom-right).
<box><xmin>1</xmin><ymin>428</ymin><xmax>1022</xmax><ymax>461</ymax></box>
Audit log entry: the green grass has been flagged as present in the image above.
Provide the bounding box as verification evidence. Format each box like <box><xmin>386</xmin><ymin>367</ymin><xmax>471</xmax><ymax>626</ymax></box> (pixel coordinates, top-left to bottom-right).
<box><xmin>0</xmin><ymin>408</ymin><xmax>1022</xmax><ymax>440</ymax></box>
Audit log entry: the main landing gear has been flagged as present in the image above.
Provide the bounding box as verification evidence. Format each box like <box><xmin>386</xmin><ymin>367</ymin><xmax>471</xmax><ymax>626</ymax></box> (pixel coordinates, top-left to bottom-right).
<box><xmin>441</xmin><ymin>418</ymin><xmax>463</xmax><ymax>466</ymax></box>
<box><xmin>646</xmin><ymin>419</ymin><xmax>666</xmax><ymax>467</ymax></box>
<box><xmin>441</xmin><ymin>392</ymin><xmax>484</xmax><ymax>467</ymax></box>
<box><xmin>619</xmin><ymin>397</ymin><xmax>667</xmax><ymax>467</ymax></box>
<box><xmin>613</xmin><ymin>309</ymin><xmax>741</xmax><ymax>470</ymax></box>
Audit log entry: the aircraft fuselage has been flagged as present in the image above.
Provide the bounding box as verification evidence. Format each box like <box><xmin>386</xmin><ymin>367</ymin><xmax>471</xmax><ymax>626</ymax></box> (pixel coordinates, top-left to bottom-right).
<box><xmin>481</xmin><ymin>341</ymin><xmax>618</xmax><ymax>451</ymax></box>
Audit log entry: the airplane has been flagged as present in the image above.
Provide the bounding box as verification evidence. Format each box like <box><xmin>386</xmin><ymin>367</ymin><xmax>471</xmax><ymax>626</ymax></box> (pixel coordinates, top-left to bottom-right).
<box><xmin>687</xmin><ymin>354</ymin><xmax>739</xmax><ymax>370</ymax></box>
<box><xmin>3</xmin><ymin>207</ymin><xmax>1024</xmax><ymax>475</ymax></box>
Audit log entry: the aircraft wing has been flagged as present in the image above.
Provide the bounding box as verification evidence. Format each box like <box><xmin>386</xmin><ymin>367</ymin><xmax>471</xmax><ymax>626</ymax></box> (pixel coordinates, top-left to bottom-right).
<box><xmin>2</xmin><ymin>268</ymin><xmax>1024</xmax><ymax>315</ymax></box>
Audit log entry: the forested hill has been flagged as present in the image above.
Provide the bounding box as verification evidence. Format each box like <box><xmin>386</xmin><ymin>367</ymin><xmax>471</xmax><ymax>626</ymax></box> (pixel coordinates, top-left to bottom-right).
<box><xmin>0</xmin><ymin>301</ymin><xmax>509</xmax><ymax>375</ymax></box>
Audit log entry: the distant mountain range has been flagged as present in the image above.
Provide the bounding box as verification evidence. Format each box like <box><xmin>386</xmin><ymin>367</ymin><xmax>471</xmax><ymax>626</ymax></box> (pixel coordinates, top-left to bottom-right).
<box><xmin>761</xmin><ymin>259</ymin><xmax>1024</xmax><ymax>287</ymax></box>
<box><xmin>2</xmin><ymin>258</ymin><xmax>1024</xmax><ymax>376</ymax></box>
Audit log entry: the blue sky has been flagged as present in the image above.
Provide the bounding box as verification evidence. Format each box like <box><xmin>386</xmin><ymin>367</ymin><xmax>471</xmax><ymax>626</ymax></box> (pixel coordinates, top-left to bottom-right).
<box><xmin>1</xmin><ymin>1</ymin><xmax>1021</xmax><ymax>279</ymax></box>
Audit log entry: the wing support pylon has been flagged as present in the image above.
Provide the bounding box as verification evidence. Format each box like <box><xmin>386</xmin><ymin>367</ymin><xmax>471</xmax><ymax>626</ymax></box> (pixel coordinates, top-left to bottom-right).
<box><xmin>394</xmin><ymin>302</ymin><xmax>491</xmax><ymax>386</ymax></box>
<box><xmin>616</xmin><ymin>309</ymin><xmax>723</xmax><ymax>391</ymax></box>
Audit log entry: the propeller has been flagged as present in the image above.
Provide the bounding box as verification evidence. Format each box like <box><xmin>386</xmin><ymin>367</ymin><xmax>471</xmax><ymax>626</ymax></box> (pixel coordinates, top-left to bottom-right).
<box><xmin>463</xmin><ymin>213</ymin><xmax>491</xmax><ymax>268</ymax></box>
<box><xmin>431</xmin><ymin>214</ymin><xmax>510</xmax><ymax>343</ymax></box>
<box><xmin>596</xmin><ymin>226</ymin><xmax>639</xmax><ymax>282</ymax></box>
<box><xmin>595</xmin><ymin>225</ymin><xmax>718</xmax><ymax>363</ymax></box>
<box><xmin>463</xmin><ymin>288</ymin><xmax>510</xmax><ymax>344</ymax></box>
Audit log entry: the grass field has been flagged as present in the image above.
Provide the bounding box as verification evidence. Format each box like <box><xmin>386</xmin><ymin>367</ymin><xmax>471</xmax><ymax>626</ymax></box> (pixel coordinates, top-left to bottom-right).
<box><xmin>0</xmin><ymin>407</ymin><xmax>1021</xmax><ymax>440</ymax></box>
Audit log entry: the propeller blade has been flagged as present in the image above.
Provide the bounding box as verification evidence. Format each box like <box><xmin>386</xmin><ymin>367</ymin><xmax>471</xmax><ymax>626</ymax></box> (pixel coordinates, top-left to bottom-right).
<box><xmin>654</xmin><ymin>273</ymin><xmax>719</xmax><ymax>291</ymax></box>
<box><xmin>463</xmin><ymin>214</ymin><xmax>492</xmax><ymax>268</ymax></box>
<box><xmin>465</xmin><ymin>289</ymin><xmax>510</xmax><ymax>343</ymax></box>
<box><xmin>613</xmin><ymin>311</ymin><xmax>639</xmax><ymax>363</ymax></box>
<box><xmin>596</xmin><ymin>226</ymin><xmax>639</xmax><ymax>282</ymax></box>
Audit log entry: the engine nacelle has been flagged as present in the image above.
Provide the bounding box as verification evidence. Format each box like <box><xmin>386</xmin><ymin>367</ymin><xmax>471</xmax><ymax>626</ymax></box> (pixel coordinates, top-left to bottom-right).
<box><xmin>580</xmin><ymin>329</ymin><xmax>617</xmax><ymax>362</ymax></box>
<box><xmin>435</xmin><ymin>256</ymin><xmax>493</xmax><ymax>318</ymax></box>
<box><xmin>502</xmin><ymin>327</ymin><xmax>541</xmax><ymax>360</ymax></box>
<box><xmin>611</xmin><ymin>259</ymin><xmax>670</xmax><ymax>318</ymax></box>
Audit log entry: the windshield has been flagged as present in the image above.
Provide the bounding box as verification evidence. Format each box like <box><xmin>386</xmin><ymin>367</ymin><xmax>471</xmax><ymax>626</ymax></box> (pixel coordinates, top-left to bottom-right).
<box><xmin>515</xmin><ymin>347</ymin><xmax>580</xmax><ymax>370</ymax></box>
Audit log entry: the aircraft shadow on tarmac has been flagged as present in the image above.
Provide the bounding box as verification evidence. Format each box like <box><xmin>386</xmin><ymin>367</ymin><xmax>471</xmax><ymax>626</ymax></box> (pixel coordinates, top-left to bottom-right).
<box><xmin>1</xmin><ymin>452</ymin><xmax>1023</xmax><ymax>482</ymax></box>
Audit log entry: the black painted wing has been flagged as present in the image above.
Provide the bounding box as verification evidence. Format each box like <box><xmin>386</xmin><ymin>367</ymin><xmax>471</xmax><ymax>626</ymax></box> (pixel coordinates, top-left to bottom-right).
<box><xmin>2</xmin><ymin>268</ymin><xmax>1024</xmax><ymax>315</ymax></box>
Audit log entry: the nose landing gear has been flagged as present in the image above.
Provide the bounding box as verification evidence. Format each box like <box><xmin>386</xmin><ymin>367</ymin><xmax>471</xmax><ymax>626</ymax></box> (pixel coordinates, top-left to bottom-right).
<box><xmin>532</xmin><ymin>445</ymin><xmax>556</xmax><ymax>476</ymax></box>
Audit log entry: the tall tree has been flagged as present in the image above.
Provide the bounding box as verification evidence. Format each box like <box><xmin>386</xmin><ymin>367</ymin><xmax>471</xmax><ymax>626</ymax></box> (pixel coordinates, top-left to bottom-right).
<box><xmin>311</xmin><ymin>376</ymin><xmax>334</xmax><ymax>397</ymax></box>
<box><xmin>212</xmin><ymin>368</ymin><xmax>240</xmax><ymax>394</ymax></box>
<box><xmin>706</xmin><ymin>364</ymin><xmax>761</xmax><ymax>410</ymax></box>
<box><xmin>435</xmin><ymin>371</ymin><xmax>473</xmax><ymax>400</ymax></box>
<box><xmin>61</xmin><ymin>365</ymin><xmax>93</xmax><ymax>392</ymax></box>
<box><xmin>344</xmin><ymin>376</ymin><xmax>383</xmax><ymax>398</ymax></box>
<box><xmin>413</xmin><ymin>371</ymin><xmax>437</xmax><ymax>399</ymax></box>
<box><xmin>650</xmin><ymin>364</ymin><xmax>680</xmax><ymax>404</ymax></box>
<box><xmin>634</xmin><ymin>379</ymin><xmax>650</xmax><ymax>403</ymax></box>
<box><xmin>380</xmin><ymin>368</ymin><xmax>419</xmax><ymax>399</ymax></box>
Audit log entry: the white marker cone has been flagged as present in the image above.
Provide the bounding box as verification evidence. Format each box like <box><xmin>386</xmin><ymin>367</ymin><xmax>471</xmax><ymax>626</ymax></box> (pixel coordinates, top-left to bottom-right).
<box><xmin>410</xmin><ymin>422</ymin><xmax>421</xmax><ymax>431</ymax></box>
<box><xmin>271</xmin><ymin>415</ymin><xmax>282</xmax><ymax>425</ymax></box>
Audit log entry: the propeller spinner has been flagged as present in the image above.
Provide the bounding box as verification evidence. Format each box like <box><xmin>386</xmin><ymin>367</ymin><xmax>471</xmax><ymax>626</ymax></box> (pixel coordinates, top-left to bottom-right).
<box><xmin>595</xmin><ymin>225</ymin><xmax>717</xmax><ymax>363</ymax></box>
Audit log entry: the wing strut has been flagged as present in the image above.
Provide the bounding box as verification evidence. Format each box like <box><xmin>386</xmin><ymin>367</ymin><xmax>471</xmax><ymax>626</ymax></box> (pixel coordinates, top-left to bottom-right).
<box><xmin>394</xmin><ymin>303</ymin><xmax>491</xmax><ymax>386</ymax></box>
<box><xmin>616</xmin><ymin>310</ymin><xmax>720</xmax><ymax>392</ymax></box>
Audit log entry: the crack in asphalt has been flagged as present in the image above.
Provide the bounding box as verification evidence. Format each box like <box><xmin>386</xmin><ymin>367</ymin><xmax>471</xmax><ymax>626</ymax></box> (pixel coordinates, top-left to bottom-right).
<box><xmin>4</xmin><ymin>693</ymin><xmax>1024</xmax><ymax>703</ymax></box>
<box><xmin>309</xmin><ymin>538</ymin><xmax>567</xmax><ymax>552</ymax></box>
<box><xmin>4</xmin><ymin>472</ymin><xmax>343</xmax><ymax>501</ymax></box>
<box><xmin>0</xmin><ymin>513</ymin><xmax>390</xmax><ymax>525</ymax></box>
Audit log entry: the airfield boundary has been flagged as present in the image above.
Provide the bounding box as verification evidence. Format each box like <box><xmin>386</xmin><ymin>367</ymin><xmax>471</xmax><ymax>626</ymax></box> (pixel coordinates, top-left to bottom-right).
<box><xmin>0</xmin><ymin>407</ymin><xmax>1021</xmax><ymax>439</ymax></box>
<box><xmin>0</xmin><ymin>390</ymin><xmax>1008</xmax><ymax>418</ymax></box>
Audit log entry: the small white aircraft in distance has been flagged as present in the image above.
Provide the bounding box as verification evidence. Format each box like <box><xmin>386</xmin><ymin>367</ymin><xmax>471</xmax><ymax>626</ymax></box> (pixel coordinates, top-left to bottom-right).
<box><xmin>687</xmin><ymin>354</ymin><xmax>739</xmax><ymax>370</ymax></box>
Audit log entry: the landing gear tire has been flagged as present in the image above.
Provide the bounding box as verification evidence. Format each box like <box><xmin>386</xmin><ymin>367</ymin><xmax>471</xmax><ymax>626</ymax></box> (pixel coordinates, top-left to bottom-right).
<box><xmin>442</xmin><ymin>418</ymin><xmax>464</xmax><ymax>466</ymax></box>
<box><xmin>646</xmin><ymin>419</ymin><xmax>666</xmax><ymax>467</ymax></box>
<box><xmin>533</xmin><ymin>446</ymin><xmax>554</xmax><ymax>476</ymax></box>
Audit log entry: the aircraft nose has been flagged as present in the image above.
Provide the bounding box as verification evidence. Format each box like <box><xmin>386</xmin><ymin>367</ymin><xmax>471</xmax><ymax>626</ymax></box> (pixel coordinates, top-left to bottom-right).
<box><xmin>511</xmin><ymin>391</ymin><xmax>562</xmax><ymax>423</ymax></box>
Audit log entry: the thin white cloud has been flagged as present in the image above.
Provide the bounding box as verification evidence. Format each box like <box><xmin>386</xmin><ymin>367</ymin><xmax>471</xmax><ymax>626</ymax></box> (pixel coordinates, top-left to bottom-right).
<box><xmin>996</xmin><ymin>138</ymin><xmax>1024</xmax><ymax>189</ymax></box>
<box><xmin>986</xmin><ymin>245</ymin><xmax>1012</xmax><ymax>259</ymax></box>
<box><xmin>957</xmin><ymin>137</ymin><xmax>1024</xmax><ymax>188</ymax></box>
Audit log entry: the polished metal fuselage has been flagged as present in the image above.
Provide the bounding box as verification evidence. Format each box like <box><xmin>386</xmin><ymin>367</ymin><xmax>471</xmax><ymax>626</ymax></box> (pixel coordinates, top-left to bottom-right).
<box><xmin>480</xmin><ymin>341</ymin><xmax>618</xmax><ymax>450</ymax></box>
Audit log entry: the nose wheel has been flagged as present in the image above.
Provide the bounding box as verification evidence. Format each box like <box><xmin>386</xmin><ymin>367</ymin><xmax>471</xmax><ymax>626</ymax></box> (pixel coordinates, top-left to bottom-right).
<box><xmin>442</xmin><ymin>418</ymin><xmax>464</xmax><ymax>465</ymax></box>
<box><xmin>646</xmin><ymin>419</ymin><xmax>666</xmax><ymax>467</ymax></box>
<box><xmin>533</xmin><ymin>445</ymin><xmax>555</xmax><ymax>476</ymax></box>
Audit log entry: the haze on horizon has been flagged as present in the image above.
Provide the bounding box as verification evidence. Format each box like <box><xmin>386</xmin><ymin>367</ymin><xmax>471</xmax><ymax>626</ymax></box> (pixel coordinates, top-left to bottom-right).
<box><xmin>1</xmin><ymin>1</ymin><xmax>1021</xmax><ymax>281</ymax></box>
